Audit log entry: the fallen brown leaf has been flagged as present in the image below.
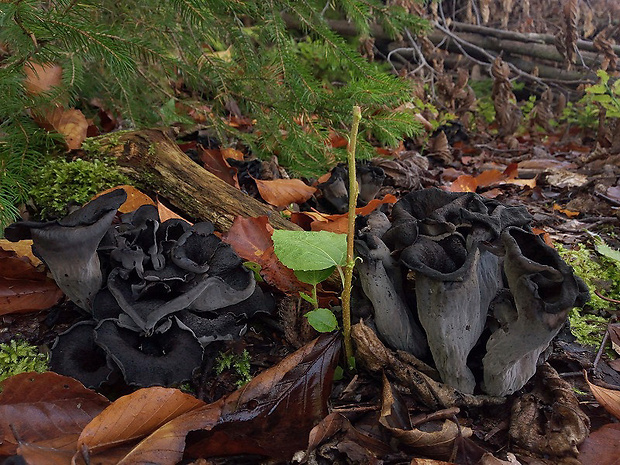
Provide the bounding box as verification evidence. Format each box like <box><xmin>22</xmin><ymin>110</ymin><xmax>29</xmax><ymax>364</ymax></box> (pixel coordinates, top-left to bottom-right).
<box><xmin>578</xmin><ymin>423</ymin><xmax>620</xmax><ymax>465</ymax></box>
<box><xmin>34</xmin><ymin>106</ymin><xmax>88</xmax><ymax>150</ymax></box>
<box><xmin>255</xmin><ymin>178</ymin><xmax>316</xmax><ymax>208</ymax></box>
<box><xmin>77</xmin><ymin>387</ymin><xmax>205</xmax><ymax>456</ymax></box>
<box><xmin>0</xmin><ymin>248</ymin><xmax>63</xmax><ymax>314</ymax></box>
<box><xmin>93</xmin><ymin>185</ymin><xmax>155</xmax><ymax>213</ymax></box>
<box><xmin>450</xmin><ymin>174</ymin><xmax>477</xmax><ymax>193</ymax></box>
<box><xmin>222</xmin><ymin>215</ymin><xmax>308</xmax><ymax>294</ymax></box>
<box><xmin>199</xmin><ymin>147</ymin><xmax>239</xmax><ymax>187</ymax></box>
<box><xmin>0</xmin><ymin>372</ymin><xmax>110</xmax><ymax>456</ymax></box>
<box><xmin>291</xmin><ymin>194</ymin><xmax>397</xmax><ymax>233</ymax></box>
<box><xmin>115</xmin><ymin>334</ymin><xmax>340</xmax><ymax>463</ymax></box>
<box><xmin>585</xmin><ymin>371</ymin><xmax>620</xmax><ymax>421</ymax></box>
<box><xmin>24</xmin><ymin>62</ymin><xmax>63</xmax><ymax>96</ymax></box>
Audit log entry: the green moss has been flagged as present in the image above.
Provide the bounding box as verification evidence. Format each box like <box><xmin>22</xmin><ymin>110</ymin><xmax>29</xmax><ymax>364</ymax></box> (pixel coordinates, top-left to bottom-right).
<box><xmin>215</xmin><ymin>349</ymin><xmax>252</xmax><ymax>388</ymax></box>
<box><xmin>0</xmin><ymin>340</ymin><xmax>49</xmax><ymax>384</ymax></box>
<box><xmin>30</xmin><ymin>157</ymin><xmax>130</xmax><ymax>219</ymax></box>
<box><xmin>558</xmin><ymin>243</ymin><xmax>620</xmax><ymax>347</ymax></box>
<box><xmin>558</xmin><ymin>244</ymin><xmax>620</xmax><ymax>312</ymax></box>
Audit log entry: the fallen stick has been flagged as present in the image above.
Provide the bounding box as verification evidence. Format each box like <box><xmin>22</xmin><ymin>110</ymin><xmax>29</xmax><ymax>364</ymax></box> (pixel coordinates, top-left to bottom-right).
<box><xmin>97</xmin><ymin>128</ymin><xmax>301</xmax><ymax>232</ymax></box>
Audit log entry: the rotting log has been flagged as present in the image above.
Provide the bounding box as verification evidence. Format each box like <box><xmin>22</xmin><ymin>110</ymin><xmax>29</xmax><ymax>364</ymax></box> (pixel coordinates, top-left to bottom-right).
<box><xmin>97</xmin><ymin>128</ymin><xmax>301</xmax><ymax>232</ymax></box>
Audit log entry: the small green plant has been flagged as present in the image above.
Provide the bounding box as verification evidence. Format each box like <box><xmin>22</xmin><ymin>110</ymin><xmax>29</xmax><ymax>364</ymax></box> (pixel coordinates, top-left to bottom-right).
<box><xmin>0</xmin><ymin>339</ymin><xmax>49</xmax><ymax>384</ymax></box>
<box><xmin>215</xmin><ymin>349</ymin><xmax>252</xmax><ymax>388</ymax></box>
<box><xmin>30</xmin><ymin>157</ymin><xmax>130</xmax><ymax>219</ymax></box>
<box><xmin>273</xmin><ymin>106</ymin><xmax>361</xmax><ymax>369</ymax></box>
<box><xmin>584</xmin><ymin>69</ymin><xmax>620</xmax><ymax>117</ymax></box>
<box><xmin>272</xmin><ymin>229</ymin><xmax>347</xmax><ymax>333</ymax></box>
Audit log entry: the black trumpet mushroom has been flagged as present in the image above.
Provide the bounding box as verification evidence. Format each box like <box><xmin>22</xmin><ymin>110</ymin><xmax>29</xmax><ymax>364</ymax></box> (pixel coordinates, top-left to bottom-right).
<box><xmin>355</xmin><ymin>187</ymin><xmax>588</xmax><ymax>396</ymax></box>
<box><xmin>5</xmin><ymin>190</ymin><xmax>272</xmax><ymax>388</ymax></box>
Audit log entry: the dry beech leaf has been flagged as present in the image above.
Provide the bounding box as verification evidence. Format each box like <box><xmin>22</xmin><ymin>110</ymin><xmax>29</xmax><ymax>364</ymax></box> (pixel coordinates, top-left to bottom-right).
<box><xmin>585</xmin><ymin>371</ymin><xmax>620</xmax><ymax>420</ymax></box>
<box><xmin>553</xmin><ymin>204</ymin><xmax>580</xmax><ymax>218</ymax></box>
<box><xmin>157</xmin><ymin>199</ymin><xmax>191</xmax><ymax>224</ymax></box>
<box><xmin>291</xmin><ymin>194</ymin><xmax>398</xmax><ymax>233</ymax></box>
<box><xmin>608</xmin><ymin>323</ymin><xmax>620</xmax><ymax>355</ymax></box>
<box><xmin>77</xmin><ymin>387</ymin><xmax>205</xmax><ymax>456</ymax></box>
<box><xmin>222</xmin><ymin>215</ymin><xmax>308</xmax><ymax>294</ymax></box>
<box><xmin>0</xmin><ymin>249</ymin><xmax>63</xmax><ymax>314</ymax></box>
<box><xmin>24</xmin><ymin>62</ymin><xmax>63</xmax><ymax>95</ymax></box>
<box><xmin>93</xmin><ymin>185</ymin><xmax>155</xmax><ymax>213</ymax></box>
<box><xmin>410</xmin><ymin>459</ymin><xmax>457</xmax><ymax>465</ymax></box>
<box><xmin>0</xmin><ymin>372</ymin><xmax>110</xmax><ymax>456</ymax></box>
<box><xmin>450</xmin><ymin>174</ymin><xmax>477</xmax><ymax>193</ymax></box>
<box><xmin>255</xmin><ymin>178</ymin><xmax>316</xmax><ymax>208</ymax></box>
<box><xmin>35</xmin><ymin>106</ymin><xmax>88</xmax><ymax>150</ymax></box>
<box><xmin>379</xmin><ymin>374</ymin><xmax>472</xmax><ymax>461</ymax></box>
<box><xmin>0</xmin><ymin>239</ymin><xmax>41</xmax><ymax>267</ymax></box>
<box><xmin>199</xmin><ymin>147</ymin><xmax>239</xmax><ymax>187</ymax></box>
<box><xmin>115</xmin><ymin>334</ymin><xmax>340</xmax><ymax>464</ymax></box>
<box><xmin>578</xmin><ymin>423</ymin><xmax>620</xmax><ymax>465</ymax></box>
<box><xmin>219</xmin><ymin>147</ymin><xmax>245</xmax><ymax>161</ymax></box>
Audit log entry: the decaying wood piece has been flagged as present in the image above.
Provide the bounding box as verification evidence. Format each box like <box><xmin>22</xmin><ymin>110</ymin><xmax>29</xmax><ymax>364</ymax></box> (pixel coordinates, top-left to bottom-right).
<box><xmin>97</xmin><ymin>128</ymin><xmax>300</xmax><ymax>232</ymax></box>
<box><xmin>351</xmin><ymin>320</ymin><xmax>505</xmax><ymax>410</ymax></box>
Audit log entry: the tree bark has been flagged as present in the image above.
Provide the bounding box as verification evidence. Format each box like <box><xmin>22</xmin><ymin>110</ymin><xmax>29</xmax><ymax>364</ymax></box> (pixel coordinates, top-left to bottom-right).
<box><xmin>98</xmin><ymin>128</ymin><xmax>301</xmax><ymax>232</ymax></box>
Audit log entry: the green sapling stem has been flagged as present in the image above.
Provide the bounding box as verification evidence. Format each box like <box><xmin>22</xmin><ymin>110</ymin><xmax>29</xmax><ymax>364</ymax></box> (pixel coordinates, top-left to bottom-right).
<box><xmin>341</xmin><ymin>105</ymin><xmax>361</xmax><ymax>369</ymax></box>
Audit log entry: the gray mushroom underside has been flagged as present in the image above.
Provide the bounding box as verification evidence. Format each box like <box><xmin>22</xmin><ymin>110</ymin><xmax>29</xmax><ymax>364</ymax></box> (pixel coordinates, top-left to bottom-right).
<box><xmin>416</xmin><ymin>248</ymin><xmax>503</xmax><ymax>394</ymax></box>
<box><xmin>482</xmin><ymin>227</ymin><xmax>590</xmax><ymax>396</ymax></box>
<box><xmin>356</xmin><ymin>237</ymin><xmax>427</xmax><ymax>358</ymax></box>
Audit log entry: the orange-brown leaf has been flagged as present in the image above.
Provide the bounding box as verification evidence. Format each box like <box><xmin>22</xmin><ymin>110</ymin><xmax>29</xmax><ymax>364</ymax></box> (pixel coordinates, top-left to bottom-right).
<box><xmin>578</xmin><ymin>423</ymin><xmax>620</xmax><ymax>465</ymax></box>
<box><xmin>553</xmin><ymin>204</ymin><xmax>580</xmax><ymax>218</ymax></box>
<box><xmin>157</xmin><ymin>199</ymin><xmax>191</xmax><ymax>224</ymax></box>
<box><xmin>78</xmin><ymin>387</ymin><xmax>204</xmax><ymax>455</ymax></box>
<box><xmin>0</xmin><ymin>248</ymin><xmax>63</xmax><ymax>314</ymax></box>
<box><xmin>585</xmin><ymin>371</ymin><xmax>620</xmax><ymax>420</ymax></box>
<box><xmin>199</xmin><ymin>148</ymin><xmax>239</xmax><ymax>187</ymax></box>
<box><xmin>35</xmin><ymin>106</ymin><xmax>88</xmax><ymax>150</ymax></box>
<box><xmin>0</xmin><ymin>372</ymin><xmax>110</xmax><ymax>456</ymax></box>
<box><xmin>293</xmin><ymin>194</ymin><xmax>398</xmax><ymax>233</ymax></box>
<box><xmin>450</xmin><ymin>175</ymin><xmax>478</xmax><ymax>193</ymax></box>
<box><xmin>255</xmin><ymin>178</ymin><xmax>316</xmax><ymax>208</ymax></box>
<box><xmin>115</xmin><ymin>334</ymin><xmax>340</xmax><ymax>464</ymax></box>
<box><xmin>475</xmin><ymin>169</ymin><xmax>505</xmax><ymax>188</ymax></box>
<box><xmin>222</xmin><ymin>216</ymin><xmax>308</xmax><ymax>294</ymax></box>
<box><xmin>93</xmin><ymin>185</ymin><xmax>155</xmax><ymax>213</ymax></box>
<box><xmin>24</xmin><ymin>62</ymin><xmax>63</xmax><ymax>96</ymax></box>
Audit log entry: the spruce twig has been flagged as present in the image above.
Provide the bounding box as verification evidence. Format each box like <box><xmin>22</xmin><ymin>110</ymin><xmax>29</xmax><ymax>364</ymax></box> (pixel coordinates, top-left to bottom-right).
<box><xmin>341</xmin><ymin>105</ymin><xmax>361</xmax><ymax>369</ymax></box>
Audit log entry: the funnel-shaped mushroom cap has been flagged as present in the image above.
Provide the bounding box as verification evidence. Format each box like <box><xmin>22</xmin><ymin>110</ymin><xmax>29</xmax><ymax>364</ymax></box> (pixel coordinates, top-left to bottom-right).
<box><xmin>94</xmin><ymin>318</ymin><xmax>203</xmax><ymax>387</ymax></box>
<box><xmin>50</xmin><ymin>321</ymin><xmax>115</xmax><ymax>388</ymax></box>
<box><xmin>4</xmin><ymin>189</ymin><xmax>127</xmax><ymax>310</ymax></box>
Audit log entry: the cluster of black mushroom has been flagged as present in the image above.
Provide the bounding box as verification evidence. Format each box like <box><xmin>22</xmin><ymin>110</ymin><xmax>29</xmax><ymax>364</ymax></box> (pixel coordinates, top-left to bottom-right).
<box><xmin>5</xmin><ymin>189</ymin><xmax>272</xmax><ymax>388</ymax></box>
<box><xmin>355</xmin><ymin>188</ymin><xmax>589</xmax><ymax>396</ymax></box>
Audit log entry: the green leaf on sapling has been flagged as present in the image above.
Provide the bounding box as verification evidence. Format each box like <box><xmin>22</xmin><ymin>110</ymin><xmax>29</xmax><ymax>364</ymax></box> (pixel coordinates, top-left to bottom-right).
<box><xmin>305</xmin><ymin>308</ymin><xmax>338</xmax><ymax>332</ymax></box>
<box><xmin>294</xmin><ymin>267</ymin><xmax>335</xmax><ymax>285</ymax></box>
<box><xmin>243</xmin><ymin>261</ymin><xmax>264</xmax><ymax>282</ymax></box>
<box><xmin>593</xmin><ymin>236</ymin><xmax>620</xmax><ymax>264</ymax></box>
<box><xmin>272</xmin><ymin>230</ymin><xmax>347</xmax><ymax>271</ymax></box>
<box><xmin>300</xmin><ymin>292</ymin><xmax>317</xmax><ymax>306</ymax></box>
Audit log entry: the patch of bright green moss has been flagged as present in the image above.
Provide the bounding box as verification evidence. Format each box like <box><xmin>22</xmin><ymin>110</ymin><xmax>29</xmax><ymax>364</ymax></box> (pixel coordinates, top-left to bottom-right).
<box><xmin>558</xmin><ymin>243</ymin><xmax>620</xmax><ymax>347</ymax></box>
<box><xmin>0</xmin><ymin>339</ymin><xmax>49</xmax><ymax>384</ymax></box>
<box><xmin>31</xmin><ymin>157</ymin><xmax>130</xmax><ymax>219</ymax></box>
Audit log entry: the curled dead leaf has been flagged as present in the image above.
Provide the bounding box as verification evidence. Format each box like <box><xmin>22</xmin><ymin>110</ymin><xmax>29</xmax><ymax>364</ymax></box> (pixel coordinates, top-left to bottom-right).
<box><xmin>24</xmin><ymin>62</ymin><xmax>63</xmax><ymax>96</ymax></box>
<box><xmin>585</xmin><ymin>370</ymin><xmax>620</xmax><ymax>421</ymax></box>
<box><xmin>34</xmin><ymin>106</ymin><xmax>88</xmax><ymax>150</ymax></box>
<box><xmin>255</xmin><ymin>178</ymin><xmax>316</xmax><ymax>208</ymax></box>
<box><xmin>0</xmin><ymin>372</ymin><xmax>109</xmax><ymax>456</ymax></box>
<box><xmin>222</xmin><ymin>215</ymin><xmax>308</xmax><ymax>294</ymax></box>
<box><xmin>77</xmin><ymin>387</ymin><xmax>205</xmax><ymax>456</ymax></box>
<box><xmin>93</xmin><ymin>185</ymin><xmax>155</xmax><ymax>213</ymax></box>
<box><xmin>0</xmin><ymin>248</ymin><xmax>63</xmax><ymax>314</ymax></box>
